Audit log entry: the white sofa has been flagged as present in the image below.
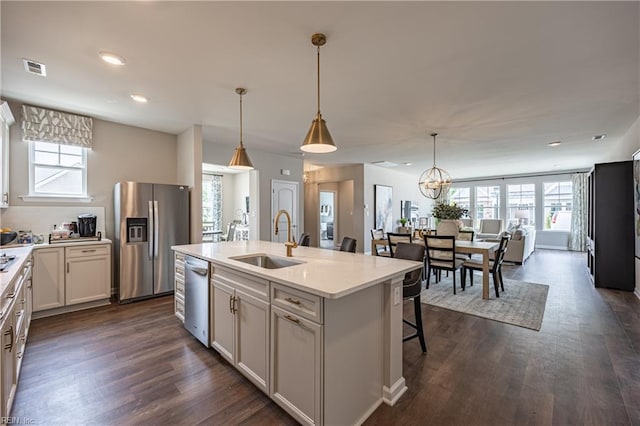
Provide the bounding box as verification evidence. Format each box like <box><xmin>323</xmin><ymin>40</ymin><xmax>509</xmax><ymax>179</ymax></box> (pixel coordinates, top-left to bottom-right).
<box><xmin>489</xmin><ymin>225</ymin><xmax>536</xmax><ymax>264</ymax></box>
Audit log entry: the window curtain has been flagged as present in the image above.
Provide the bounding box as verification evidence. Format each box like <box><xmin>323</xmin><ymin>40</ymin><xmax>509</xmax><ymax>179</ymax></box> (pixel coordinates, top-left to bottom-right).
<box><xmin>203</xmin><ymin>174</ymin><xmax>223</xmax><ymax>232</ymax></box>
<box><xmin>21</xmin><ymin>105</ymin><xmax>93</xmax><ymax>148</ymax></box>
<box><xmin>568</xmin><ymin>172</ymin><xmax>588</xmax><ymax>251</ymax></box>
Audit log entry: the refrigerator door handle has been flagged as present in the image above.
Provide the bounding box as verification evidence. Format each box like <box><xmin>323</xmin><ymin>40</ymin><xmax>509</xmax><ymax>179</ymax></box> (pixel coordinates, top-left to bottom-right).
<box><xmin>154</xmin><ymin>200</ymin><xmax>159</xmax><ymax>258</ymax></box>
<box><xmin>148</xmin><ymin>200</ymin><xmax>154</xmax><ymax>260</ymax></box>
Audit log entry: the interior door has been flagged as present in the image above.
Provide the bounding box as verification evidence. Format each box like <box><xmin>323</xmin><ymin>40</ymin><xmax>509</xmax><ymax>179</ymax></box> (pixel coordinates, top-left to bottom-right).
<box><xmin>271</xmin><ymin>180</ymin><xmax>298</xmax><ymax>243</ymax></box>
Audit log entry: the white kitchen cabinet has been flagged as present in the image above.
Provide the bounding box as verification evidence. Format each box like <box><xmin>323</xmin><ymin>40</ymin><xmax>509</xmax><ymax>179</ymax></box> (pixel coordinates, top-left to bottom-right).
<box><xmin>0</xmin><ymin>101</ymin><xmax>14</xmax><ymax>209</ymax></box>
<box><xmin>1</xmin><ymin>302</ymin><xmax>15</xmax><ymax>418</ymax></box>
<box><xmin>211</xmin><ymin>266</ymin><xmax>269</xmax><ymax>393</ymax></box>
<box><xmin>270</xmin><ymin>285</ymin><xmax>323</xmax><ymax>426</ymax></box>
<box><xmin>33</xmin><ymin>247</ymin><xmax>65</xmax><ymax>311</ymax></box>
<box><xmin>65</xmin><ymin>245</ymin><xmax>111</xmax><ymax>305</ymax></box>
<box><xmin>174</xmin><ymin>252</ymin><xmax>185</xmax><ymax>322</ymax></box>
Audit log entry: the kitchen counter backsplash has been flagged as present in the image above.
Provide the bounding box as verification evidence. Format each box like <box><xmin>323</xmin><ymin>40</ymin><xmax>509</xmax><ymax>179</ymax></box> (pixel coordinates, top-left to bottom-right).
<box><xmin>0</xmin><ymin>206</ymin><xmax>106</xmax><ymax>239</ymax></box>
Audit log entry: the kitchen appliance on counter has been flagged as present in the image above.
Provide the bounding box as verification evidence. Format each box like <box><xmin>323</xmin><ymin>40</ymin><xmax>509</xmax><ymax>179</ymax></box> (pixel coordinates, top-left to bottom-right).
<box><xmin>114</xmin><ymin>182</ymin><xmax>190</xmax><ymax>303</ymax></box>
<box><xmin>0</xmin><ymin>231</ymin><xmax>17</xmax><ymax>246</ymax></box>
<box><xmin>0</xmin><ymin>254</ymin><xmax>16</xmax><ymax>272</ymax></box>
<box><xmin>184</xmin><ymin>255</ymin><xmax>209</xmax><ymax>346</ymax></box>
<box><xmin>77</xmin><ymin>214</ymin><xmax>97</xmax><ymax>237</ymax></box>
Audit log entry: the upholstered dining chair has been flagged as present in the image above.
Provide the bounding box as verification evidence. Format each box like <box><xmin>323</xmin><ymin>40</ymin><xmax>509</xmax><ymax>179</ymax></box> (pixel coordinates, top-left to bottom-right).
<box><xmin>424</xmin><ymin>235</ymin><xmax>464</xmax><ymax>294</ymax></box>
<box><xmin>387</xmin><ymin>232</ymin><xmax>412</xmax><ymax>258</ymax></box>
<box><xmin>393</xmin><ymin>242</ymin><xmax>427</xmax><ymax>353</ymax></box>
<box><xmin>461</xmin><ymin>234</ymin><xmax>510</xmax><ymax>297</ymax></box>
<box><xmin>298</xmin><ymin>232</ymin><xmax>310</xmax><ymax>247</ymax></box>
<box><xmin>456</xmin><ymin>229</ymin><xmax>475</xmax><ymax>260</ymax></box>
<box><xmin>339</xmin><ymin>236</ymin><xmax>357</xmax><ymax>253</ymax></box>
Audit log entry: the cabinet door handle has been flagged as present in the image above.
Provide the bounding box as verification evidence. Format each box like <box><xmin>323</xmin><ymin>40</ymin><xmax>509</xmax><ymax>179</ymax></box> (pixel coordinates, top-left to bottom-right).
<box><xmin>229</xmin><ymin>295</ymin><xmax>233</xmax><ymax>314</ymax></box>
<box><xmin>4</xmin><ymin>326</ymin><xmax>13</xmax><ymax>351</ymax></box>
<box><xmin>285</xmin><ymin>297</ymin><xmax>301</xmax><ymax>305</ymax></box>
<box><xmin>284</xmin><ymin>314</ymin><xmax>300</xmax><ymax>324</ymax></box>
<box><xmin>67</xmin><ymin>262</ymin><xmax>70</xmax><ymax>273</ymax></box>
<box><xmin>232</xmin><ymin>296</ymin><xmax>238</xmax><ymax>314</ymax></box>
<box><xmin>81</xmin><ymin>249</ymin><xmax>97</xmax><ymax>253</ymax></box>
<box><xmin>6</xmin><ymin>293</ymin><xmax>14</xmax><ymax>299</ymax></box>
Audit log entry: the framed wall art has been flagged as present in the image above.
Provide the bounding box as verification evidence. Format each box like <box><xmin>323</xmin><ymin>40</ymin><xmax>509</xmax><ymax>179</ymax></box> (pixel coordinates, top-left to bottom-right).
<box><xmin>374</xmin><ymin>185</ymin><xmax>393</xmax><ymax>233</ymax></box>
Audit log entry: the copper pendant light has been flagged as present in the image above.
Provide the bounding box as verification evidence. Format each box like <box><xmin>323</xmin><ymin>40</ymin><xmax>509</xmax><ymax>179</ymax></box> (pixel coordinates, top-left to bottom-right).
<box><xmin>300</xmin><ymin>33</ymin><xmax>337</xmax><ymax>154</ymax></box>
<box><xmin>418</xmin><ymin>133</ymin><xmax>451</xmax><ymax>199</ymax></box>
<box><xmin>228</xmin><ymin>88</ymin><xmax>254</xmax><ymax>170</ymax></box>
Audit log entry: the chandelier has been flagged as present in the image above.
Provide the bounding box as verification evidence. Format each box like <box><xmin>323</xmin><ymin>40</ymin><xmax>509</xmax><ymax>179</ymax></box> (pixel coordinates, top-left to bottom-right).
<box><xmin>418</xmin><ymin>133</ymin><xmax>451</xmax><ymax>199</ymax></box>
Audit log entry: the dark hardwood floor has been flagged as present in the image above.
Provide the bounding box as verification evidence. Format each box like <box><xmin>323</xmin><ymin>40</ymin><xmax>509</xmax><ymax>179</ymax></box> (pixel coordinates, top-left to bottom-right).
<box><xmin>11</xmin><ymin>249</ymin><xmax>640</xmax><ymax>425</ymax></box>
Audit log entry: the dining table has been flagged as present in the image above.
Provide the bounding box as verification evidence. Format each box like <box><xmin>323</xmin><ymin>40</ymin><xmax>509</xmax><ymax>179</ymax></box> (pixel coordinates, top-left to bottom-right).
<box><xmin>371</xmin><ymin>238</ymin><xmax>500</xmax><ymax>300</ymax></box>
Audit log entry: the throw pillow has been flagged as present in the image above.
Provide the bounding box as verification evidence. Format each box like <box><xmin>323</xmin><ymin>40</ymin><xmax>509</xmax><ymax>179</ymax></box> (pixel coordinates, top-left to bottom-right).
<box><xmin>513</xmin><ymin>229</ymin><xmax>523</xmax><ymax>240</ymax></box>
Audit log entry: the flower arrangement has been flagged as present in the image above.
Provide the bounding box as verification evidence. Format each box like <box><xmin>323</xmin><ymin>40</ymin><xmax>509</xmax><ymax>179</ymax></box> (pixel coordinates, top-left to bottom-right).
<box><xmin>432</xmin><ymin>202</ymin><xmax>469</xmax><ymax>220</ymax></box>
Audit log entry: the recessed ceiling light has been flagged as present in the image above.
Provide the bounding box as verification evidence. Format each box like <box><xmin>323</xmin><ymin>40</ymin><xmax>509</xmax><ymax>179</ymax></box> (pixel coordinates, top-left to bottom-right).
<box><xmin>99</xmin><ymin>51</ymin><xmax>126</xmax><ymax>66</ymax></box>
<box><xmin>592</xmin><ymin>134</ymin><xmax>606</xmax><ymax>141</ymax></box>
<box><xmin>404</xmin><ymin>162</ymin><xmax>413</xmax><ymax>166</ymax></box>
<box><xmin>548</xmin><ymin>141</ymin><xmax>561</xmax><ymax>147</ymax></box>
<box><xmin>130</xmin><ymin>94</ymin><xmax>148</xmax><ymax>103</ymax></box>
<box><xmin>371</xmin><ymin>161</ymin><xmax>398</xmax><ymax>168</ymax></box>
<box><xmin>553</xmin><ymin>164</ymin><xmax>560</xmax><ymax>168</ymax></box>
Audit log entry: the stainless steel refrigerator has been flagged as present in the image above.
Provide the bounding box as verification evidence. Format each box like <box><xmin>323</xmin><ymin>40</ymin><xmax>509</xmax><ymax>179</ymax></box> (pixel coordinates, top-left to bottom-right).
<box><xmin>114</xmin><ymin>182</ymin><xmax>190</xmax><ymax>303</ymax></box>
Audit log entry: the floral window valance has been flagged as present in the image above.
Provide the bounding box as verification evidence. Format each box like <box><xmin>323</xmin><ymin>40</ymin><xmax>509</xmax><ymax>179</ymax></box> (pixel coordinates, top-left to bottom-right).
<box><xmin>21</xmin><ymin>105</ymin><xmax>93</xmax><ymax>148</ymax></box>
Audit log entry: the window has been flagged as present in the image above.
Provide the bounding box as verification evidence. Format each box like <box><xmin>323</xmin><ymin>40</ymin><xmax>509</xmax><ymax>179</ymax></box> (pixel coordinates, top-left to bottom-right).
<box><xmin>544</xmin><ymin>181</ymin><xmax>572</xmax><ymax>230</ymax></box>
<box><xmin>29</xmin><ymin>141</ymin><xmax>87</xmax><ymax>197</ymax></box>
<box><xmin>475</xmin><ymin>186</ymin><xmax>500</xmax><ymax>220</ymax></box>
<box><xmin>449</xmin><ymin>187</ymin><xmax>471</xmax><ymax>212</ymax></box>
<box><xmin>202</xmin><ymin>174</ymin><xmax>223</xmax><ymax>241</ymax></box>
<box><xmin>507</xmin><ymin>184</ymin><xmax>535</xmax><ymax>226</ymax></box>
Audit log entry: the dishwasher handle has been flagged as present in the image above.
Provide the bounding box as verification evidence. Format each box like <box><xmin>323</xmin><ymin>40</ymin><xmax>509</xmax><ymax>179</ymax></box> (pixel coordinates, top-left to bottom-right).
<box><xmin>185</xmin><ymin>260</ymin><xmax>208</xmax><ymax>277</ymax></box>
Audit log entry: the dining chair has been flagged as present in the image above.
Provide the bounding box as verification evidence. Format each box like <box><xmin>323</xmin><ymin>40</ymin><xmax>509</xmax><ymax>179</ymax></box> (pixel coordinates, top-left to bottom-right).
<box><xmin>461</xmin><ymin>234</ymin><xmax>510</xmax><ymax>297</ymax></box>
<box><xmin>456</xmin><ymin>229</ymin><xmax>475</xmax><ymax>260</ymax></box>
<box><xmin>339</xmin><ymin>236</ymin><xmax>357</xmax><ymax>253</ymax></box>
<box><xmin>220</xmin><ymin>222</ymin><xmax>237</xmax><ymax>242</ymax></box>
<box><xmin>298</xmin><ymin>232</ymin><xmax>310</xmax><ymax>247</ymax></box>
<box><xmin>370</xmin><ymin>228</ymin><xmax>389</xmax><ymax>256</ymax></box>
<box><xmin>424</xmin><ymin>235</ymin><xmax>464</xmax><ymax>294</ymax></box>
<box><xmin>393</xmin><ymin>242</ymin><xmax>427</xmax><ymax>353</ymax></box>
<box><xmin>387</xmin><ymin>232</ymin><xmax>412</xmax><ymax>258</ymax></box>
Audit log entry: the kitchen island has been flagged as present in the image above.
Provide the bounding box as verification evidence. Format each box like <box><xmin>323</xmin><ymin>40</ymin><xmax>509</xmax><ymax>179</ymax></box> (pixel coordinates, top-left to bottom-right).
<box><xmin>172</xmin><ymin>240</ymin><xmax>421</xmax><ymax>426</ymax></box>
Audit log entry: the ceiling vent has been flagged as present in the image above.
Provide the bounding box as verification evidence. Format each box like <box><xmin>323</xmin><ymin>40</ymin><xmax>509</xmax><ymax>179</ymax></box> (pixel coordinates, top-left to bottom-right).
<box><xmin>22</xmin><ymin>58</ymin><xmax>47</xmax><ymax>77</ymax></box>
<box><xmin>371</xmin><ymin>160</ymin><xmax>398</xmax><ymax>168</ymax></box>
<box><xmin>592</xmin><ymin>134</ymin><xmax>606</xmax><ymax>141</ymax></box>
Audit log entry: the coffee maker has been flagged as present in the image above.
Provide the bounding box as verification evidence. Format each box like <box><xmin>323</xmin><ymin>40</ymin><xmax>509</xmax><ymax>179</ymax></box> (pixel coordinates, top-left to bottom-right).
<box><xmin>77</xmin><ymin>214</ymin><xmax>97</xmax><ymax>237</ymax></box>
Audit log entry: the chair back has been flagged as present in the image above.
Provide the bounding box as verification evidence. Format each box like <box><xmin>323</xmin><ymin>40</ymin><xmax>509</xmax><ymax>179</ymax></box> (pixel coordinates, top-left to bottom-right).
<box><xmin>339</xmin><ymin>236</ymin><xmax>357</xmax><ymax>253</ymax></box>
<box><xmin>458</xmin><ymin>229</ymin><xmax>474</xmax><ymax>241</ymax></box>
<box><xmin>479</xmin><ymin>219</ymin><xmax>503</xmax><ymax>235</ymax></box>
<box><xmin>387</xmin><ymin>232</ymin><xmax>412</xmax><ymax>257</ymax></box>
<box><xmin>370</xmin><ymin>228</ymin><xmax>385</xmax><ymax>240</ymax></box>
<box><xmin>424</xmin><ymin>235</ymin><xmax>457</xmax><ymax>269</ymax></box>
<box><xmin>492</xmin><ymin>234</ymin><xmax>510</xmax><ymax>270</ymax></box>
<box><xmin>393</xmin><ymin>242</ymin><xmax>425</xmax><ymax>299</ymax></box>
<box><xmin>436</xmin><ymin>220</ymin><xmax>459</xmax><ymax>238</ymax></box>
<box><xmin>460</xmin><ymin>218</ymin><xmax>473</xmax><ymax>228</ymax></box>
<box><xmin>298</xmin><ymin>233</ymin><xmax>310</xmax><ymax>247</ymax></box>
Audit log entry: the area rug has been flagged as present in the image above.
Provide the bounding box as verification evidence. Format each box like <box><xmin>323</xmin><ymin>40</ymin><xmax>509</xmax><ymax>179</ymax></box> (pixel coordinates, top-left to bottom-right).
<box><xmin>420</xmin><ymin>274</ymin><xmax>549</xmax><ymax>331</ymax></box>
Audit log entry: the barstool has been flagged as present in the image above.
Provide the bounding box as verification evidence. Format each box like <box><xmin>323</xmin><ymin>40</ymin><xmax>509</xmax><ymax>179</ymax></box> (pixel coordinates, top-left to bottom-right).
<box><xmin>393</xmin><ymin>242</ymin><xmax>427</xmax><ymax>353</ymax></box>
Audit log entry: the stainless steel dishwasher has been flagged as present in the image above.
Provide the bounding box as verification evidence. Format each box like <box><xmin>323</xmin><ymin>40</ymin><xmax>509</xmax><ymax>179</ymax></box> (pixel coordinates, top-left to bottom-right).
<box><xmin>184</xmin><ymin>255</ymin><xmax>210</xmax><ymax>346</ymax></box>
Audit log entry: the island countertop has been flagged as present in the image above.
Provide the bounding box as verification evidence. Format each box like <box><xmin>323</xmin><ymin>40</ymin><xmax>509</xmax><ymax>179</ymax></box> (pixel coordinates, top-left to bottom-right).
<box><xmin>172</xmin><ymin>240</ymin><xmax>421</xmax><ymax>299</ymax></box>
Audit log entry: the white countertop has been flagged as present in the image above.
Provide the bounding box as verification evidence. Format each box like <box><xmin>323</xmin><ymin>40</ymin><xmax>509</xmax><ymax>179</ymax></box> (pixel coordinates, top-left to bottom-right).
<box><xmin>172</xmin><ymin>240</ymin><xmax>421</xmax><ymax>299</ymax></box>
<box><xmin>1</xmin><ymin>238</ymin><xmax>112</xmax><ymax>250</ymax></box>
<box><xmin>0</xmin><ymin>246</ymin><xmax>33</xmax><ymax>295</ymax></box>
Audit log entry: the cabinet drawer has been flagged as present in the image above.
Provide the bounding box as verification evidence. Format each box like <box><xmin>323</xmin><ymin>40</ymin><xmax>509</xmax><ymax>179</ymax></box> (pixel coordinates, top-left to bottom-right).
<box><xmin>212</xmin><ymin>265</ymin><xmax>269</xmax><ymax>301</ymax></box>
<box><xmin>175</xmin><ymin>277</ymin><xmax>185</xmax><ymax>296</ymax></box>
<box><xmin>65</xmin><ymin>245</ymin><xmax>110</xmax><ymax>259</ymax></box>
<box><xmin>272</xmin><ymin>283</ymin><xmax>323</xmax><ymax>324</ymax></box>
<box><xmin>175</xmin><ymin>253</ymin><xmax>185</xmax><ymax>278</ymax></box>
<box><xmin>175</xmin><ymin>297</ymin><xmax>185</xmax><ymax>322</ymax></box>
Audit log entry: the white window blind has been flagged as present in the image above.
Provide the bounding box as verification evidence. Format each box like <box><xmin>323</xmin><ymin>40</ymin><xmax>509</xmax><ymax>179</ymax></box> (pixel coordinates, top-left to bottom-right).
<box><xmin>21</xmin><ymin>105</ymin><xmax>93</xmax><ymax>148</ymax></box>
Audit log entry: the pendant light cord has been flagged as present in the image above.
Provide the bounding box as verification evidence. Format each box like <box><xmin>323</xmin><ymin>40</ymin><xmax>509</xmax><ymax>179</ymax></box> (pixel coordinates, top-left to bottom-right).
<box><xmin>316</xmin><ymin>45</ymin><xmax>321</xmax><ymax>116</ymax></box>
<box><xmin>432</xmin><ymin>134</ymin><xmax>436</xmax><ymax>167</ymax></box>
<box><xmin>239</xmin><ymin>92</ymin><xmax>244</xmax><ymax>147</ymax></box>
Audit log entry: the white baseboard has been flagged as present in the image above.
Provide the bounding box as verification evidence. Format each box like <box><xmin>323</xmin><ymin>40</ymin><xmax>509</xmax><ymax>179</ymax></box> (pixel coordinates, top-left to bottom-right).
<box><xmin>635</xmin><ymin>288</ymin><xmax>640</xmax><ymax>300</ymax></box>
<box><xmin>535</xmin><ymin>245</ymin><xmax>569</xmax><ymax>250</ymax></box>
<box><xmin>382</xmin><ymin>377</ymin><xmax>407</xmax><ymax>406</ymax></box>
<box><xmin>33</xmin><ymin>299</ymin><xmax>110</xmax><ymax>319</ymax></box>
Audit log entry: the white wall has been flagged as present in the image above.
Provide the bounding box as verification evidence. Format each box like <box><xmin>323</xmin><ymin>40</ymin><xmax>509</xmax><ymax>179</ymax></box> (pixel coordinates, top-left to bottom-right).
<box><xmin>607</xmin><ymin>115</ymin><xmax>640</xmax><ymax>161</ymax></box>
<box><xmin>203</xmin><ymin>141</ymin><xmax>303</xmax><ymax>241</ymax></box>
<box><xmin>363</xmin><ymin>164</ymin><xmax>433</xmax><ymax>253</ymax></box>
<box><xmin>2</xmin><ymin>100</ymin><xmax>178</xmax><ymax>241</ymax></box>
<box><xmin>177</xmin><ymin>125</ymin><xmax>203</xmax><ymax>243</ymax></box>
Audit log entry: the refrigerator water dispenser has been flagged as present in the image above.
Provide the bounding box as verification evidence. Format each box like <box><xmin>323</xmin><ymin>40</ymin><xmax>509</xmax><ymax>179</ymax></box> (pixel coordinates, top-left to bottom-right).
<box><xmin>126</xmin><ymin>218</ymin><xmax>147</xmax><ymax>243</ymax></box>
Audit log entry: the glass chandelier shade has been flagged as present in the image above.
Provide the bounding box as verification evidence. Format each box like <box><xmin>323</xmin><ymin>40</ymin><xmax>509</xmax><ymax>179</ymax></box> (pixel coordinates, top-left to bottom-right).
<box><xmin>229</xmin><ymin>87</ymin><xmax>254</xmax><ymax>170</ymax></box>
<box><xmin>418</xmin><ymin>133</ymin><xmax>451</xmax><ymax>199</ymax></box>
<box><xmin>301</xmin><ymin>33</ymin><xmax>337</xmax><ymax>154</ymax></box>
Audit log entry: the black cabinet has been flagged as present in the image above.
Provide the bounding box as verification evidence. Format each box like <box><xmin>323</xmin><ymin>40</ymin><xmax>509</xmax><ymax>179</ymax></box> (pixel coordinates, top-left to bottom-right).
<box><xmin>587</xmin><ymin>161</ymin><xmax>635</xmax><ymax>291</ymax></box>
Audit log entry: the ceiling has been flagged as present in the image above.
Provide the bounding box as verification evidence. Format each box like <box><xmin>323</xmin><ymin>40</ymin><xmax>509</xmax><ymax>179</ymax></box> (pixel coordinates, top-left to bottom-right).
<box><xmin>2</xmin><ymin>1</ymin><xmax>638</xmax><ymax>179</ymax></box>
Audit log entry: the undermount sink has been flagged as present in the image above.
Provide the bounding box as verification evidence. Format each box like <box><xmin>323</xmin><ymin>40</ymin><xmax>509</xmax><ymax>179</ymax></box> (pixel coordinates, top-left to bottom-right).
<box><xmin>230</xmin><ymin>253</ymin><xmax>305</xmax><ymax>269</ymax></box>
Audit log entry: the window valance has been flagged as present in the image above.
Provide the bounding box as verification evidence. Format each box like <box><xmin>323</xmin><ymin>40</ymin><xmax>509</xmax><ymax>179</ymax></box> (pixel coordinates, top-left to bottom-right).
<box><xmin>21</xmin><ymin>105</ymin><xmax>93</xmax><ymax>148</ymax></box>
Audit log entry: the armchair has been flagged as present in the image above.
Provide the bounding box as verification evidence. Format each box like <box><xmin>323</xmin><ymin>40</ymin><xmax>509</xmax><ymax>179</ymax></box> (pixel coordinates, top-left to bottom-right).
<box><xmin>476</xmin><ymin>219</ymin><xmax>503</xmax><ymax>240</ymax></box>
